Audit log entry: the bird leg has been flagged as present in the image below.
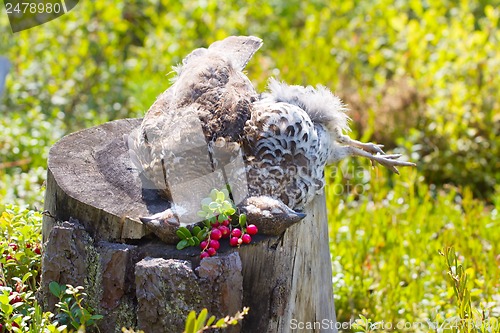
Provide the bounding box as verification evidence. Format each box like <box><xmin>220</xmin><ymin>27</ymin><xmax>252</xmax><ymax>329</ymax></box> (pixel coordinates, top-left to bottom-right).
<box><xmin>334</xmin><ymin>128</ymin><xmax>385</xmax><ymax>155</ymax></box>
<box><xmin>332</xmin><ymin>145</ymin><xmax>416</xmax><ymax>174</ymax></box>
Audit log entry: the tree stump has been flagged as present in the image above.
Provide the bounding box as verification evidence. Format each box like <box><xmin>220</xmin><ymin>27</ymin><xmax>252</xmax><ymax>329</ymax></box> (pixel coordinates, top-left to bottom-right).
<box><xmin>41</xmin><ymin>119</ymin><xmax>337</xmax><ymax>333</ymax></box>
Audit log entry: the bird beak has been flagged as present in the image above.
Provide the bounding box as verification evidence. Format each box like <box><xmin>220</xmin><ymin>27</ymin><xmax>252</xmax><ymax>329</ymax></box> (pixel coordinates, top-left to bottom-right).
<box><xmin>291</xmin><ymin>211</ymin><xmax>307</xmax><ymax>223</ymax></box>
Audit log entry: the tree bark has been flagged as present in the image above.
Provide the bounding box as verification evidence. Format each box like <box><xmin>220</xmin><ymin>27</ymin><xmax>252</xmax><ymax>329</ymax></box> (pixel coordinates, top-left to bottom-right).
<box><xmin>42</xmin><ymin>119</ymin><xmax>337</xmax><ymax>333</ymax></box>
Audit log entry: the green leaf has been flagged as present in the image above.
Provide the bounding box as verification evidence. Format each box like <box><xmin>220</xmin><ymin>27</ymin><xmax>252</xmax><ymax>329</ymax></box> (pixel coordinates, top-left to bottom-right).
<box><xmin>187</xmin><ymin>238</ymin><xmax>195</xmax><ymax>246</ymax></box>
<box><xmin>195</xmin><ymin>308</ymin><xmax>208</xmax><ymax>331</ymax></box>
<box><xmin>206</xmin><ymin>315</ymin><xmax>216</xmax><ymax>326</ymax></box>
<box><xmin>21</xmin><ymin>272</ymin><xmax>32</xmax><ymax>283</ymax></box>
<box><xmin>239</xmin><ymin>214</ymin><xmax>247</xmax><ymax>228</ymax></box>
<box><xmin>218</xmin><ymin>214</ymin><xmax>227</xmax><ymax>222</ymax></box>
<box><xmin>49</xmin><ymin>281</ymin><xmax>62</xmax><ymax>298</ymax></box>
<box><xmin>184</xmin><ymin>310</ymin><xmax>196</xmax><ymax>333</ymax></box>
<box><xmin>176</xmin><ymin>229</ymin><xmax>187</xmax><ymax>240</ymax></box>
<box><xmin>201</xmin><ymin>198</ymin><xmax>212</xmax><ymax>206</ymax></box>
<box><xmin>176</xmin><ymin>239</ymin><xmax>189</xmax><ymax>250</ymax></box>
<box><xmin>196</xmin><ymin>229</ymin><xmax>207</xmax><ymax>241</ymax></box>
<box><xmin>192</xmin><ymin>226</ymin><xmax>201</xmax><ymax>235</ymax></box>
<box><xmin>216</xmin><ymin>191</ymin><xmax>225</xmax><ymax>202</ymax></box>
<box><xmin>71</xmin><ymin>320</ymin><xmax>79</xmax><ymax>330</ymax></box>
<box><xmin>215</xmin><ymin>318</ymin><xmax>227</xmax><ymax>328</ymax></box>
<box><xmin>177</xmin><ymin>227</ymin><xmax>192</xmax><ymax>238</ymax></box>
<box><xmin>208</xmin><ymin>202</ymin><xmax>220</xmax><ymax>210</ymax></box>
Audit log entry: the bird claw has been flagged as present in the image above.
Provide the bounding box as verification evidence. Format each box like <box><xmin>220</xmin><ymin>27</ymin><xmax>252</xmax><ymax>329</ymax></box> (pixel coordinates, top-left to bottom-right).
<box><xmin>382</xmin><ymin>154</ymin><xmax>402</xmax><ymax>159</ymax></box>
<box><xmin>358</xmin><ymin>142</ymin><xmax>385</xmax><ymax>155</ymax></box>
<box><xmin>372</xmin><ymin>154</ymin><xmax>416</xmax><ymax>174</ymax></box>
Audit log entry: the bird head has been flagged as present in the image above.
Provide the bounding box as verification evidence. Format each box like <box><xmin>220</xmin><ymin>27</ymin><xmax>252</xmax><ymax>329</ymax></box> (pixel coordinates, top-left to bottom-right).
<box><xmin>239</xmin><ymin>196</ymin><xmax>306</xmax><ymax>235</ymax></box>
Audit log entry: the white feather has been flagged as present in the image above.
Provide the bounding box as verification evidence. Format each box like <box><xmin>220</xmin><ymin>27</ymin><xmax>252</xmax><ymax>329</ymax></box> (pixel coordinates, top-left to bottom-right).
<box><xmin>265</xmin><ymin>78</ymin><xmax>350</xmax><ymax>133</ymax></box>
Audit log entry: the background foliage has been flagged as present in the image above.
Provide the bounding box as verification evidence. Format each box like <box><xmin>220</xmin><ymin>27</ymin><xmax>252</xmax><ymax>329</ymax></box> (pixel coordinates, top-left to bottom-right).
<box><xmin>0</xmin><ymin>0</ymin><xmax>498</xmax><ymax>331</ymax></box>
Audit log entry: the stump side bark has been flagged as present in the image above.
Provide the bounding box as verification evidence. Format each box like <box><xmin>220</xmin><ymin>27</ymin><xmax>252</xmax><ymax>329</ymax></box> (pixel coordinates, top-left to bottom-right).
<box><xmin>238</xmin><ymin>192</ymin><xmax>336</xmax><ymax>332</ymax></box>
<box><xmin>42</xmin><ymin>119</ymin><xmax>337</xmax><ymax>333</ymax></box>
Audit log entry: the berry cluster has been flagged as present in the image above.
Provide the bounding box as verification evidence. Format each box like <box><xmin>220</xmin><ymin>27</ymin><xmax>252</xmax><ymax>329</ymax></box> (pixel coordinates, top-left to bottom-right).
<box><xmin>175</xmin><ymin>188</ymin><xmax>260</xmax><ymax>260</ymax></box>
<box><xmin>2</xmin><ymin>241</ymin><xmax>41</xmax><ymax>263</ymax></box>
<box><xmin>198</xmin><ymin>217</ymin><xmax>259</xmax><ymax>259</ymax></box>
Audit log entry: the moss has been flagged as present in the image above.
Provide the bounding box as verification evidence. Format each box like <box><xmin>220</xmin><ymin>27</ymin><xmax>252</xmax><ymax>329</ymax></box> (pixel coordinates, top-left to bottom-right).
<box><xmin>114</xmin><ymin>297</ymin><xmax>137</xmax><ymax>333</ymax></box>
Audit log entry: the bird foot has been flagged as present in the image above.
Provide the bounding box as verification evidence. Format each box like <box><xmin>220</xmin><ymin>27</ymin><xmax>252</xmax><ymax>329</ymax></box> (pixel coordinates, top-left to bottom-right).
<box><xmin>369</xmin><ymin>153</ymin><xmax>416</xmax><ymax>174</ymax></box>
<box><xmin>238</xmin><ymin>196</ymin><xmax>306</xmax><ymax>235</ymax></box>
<box><xmin>356</xmin><ymin>142</ymin><xmax>385</xmax><ymax>155</ymax></box>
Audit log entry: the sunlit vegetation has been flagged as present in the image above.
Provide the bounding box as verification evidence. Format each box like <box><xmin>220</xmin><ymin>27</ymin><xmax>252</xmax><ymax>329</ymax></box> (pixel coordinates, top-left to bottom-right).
<box><xmin>1</xmin><ymin>0</ymin><xmax>498</xmax><ymax>331</ymax></box>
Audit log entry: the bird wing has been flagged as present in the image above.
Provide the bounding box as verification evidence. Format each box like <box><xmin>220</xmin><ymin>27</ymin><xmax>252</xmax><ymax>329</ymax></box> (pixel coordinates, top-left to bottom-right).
<box><xmin>208</xmin><ymin>36</ymin><xmax>263</xmax><ymax>71</ymax></box>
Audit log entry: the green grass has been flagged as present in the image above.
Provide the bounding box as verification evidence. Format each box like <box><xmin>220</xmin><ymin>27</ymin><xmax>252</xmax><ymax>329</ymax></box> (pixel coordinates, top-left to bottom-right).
<box><xmin>327</xmin><ymin>161</ymin><xmax>499</xmax><ymax>331</ymax></box>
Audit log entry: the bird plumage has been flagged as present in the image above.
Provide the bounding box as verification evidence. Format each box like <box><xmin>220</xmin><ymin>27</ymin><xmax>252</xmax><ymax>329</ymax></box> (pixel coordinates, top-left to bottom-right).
<box><xmin>243</xmin><ymin>100</ymin><xmax>330</xmax><ymax>209</ymax></box>
<box><xmin>128</xmin><ymin>36</ymin><xmax>415</xmax><ymax>236</ymax></box>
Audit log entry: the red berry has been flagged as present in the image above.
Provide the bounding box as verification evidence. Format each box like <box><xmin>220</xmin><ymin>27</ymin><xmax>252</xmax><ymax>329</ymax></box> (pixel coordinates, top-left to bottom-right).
<box><xmin>218</xmin><ymin>225</ymin><xmax>230</xmax><ymax>238</ymax></box>
<box><xmin>26</xmin><ymin>243</ymin><xmax>32</xmax><ymax>249</ymax></box>
<box><xmin>229</xmin><ymin>237</ymin><xmax>239</xmax><ymax>247</ymax></box>
<box><xmin>242</xmin><ymin>234</ymin><xmax>252</xmax><ymax>244</ymax></box>
<box><xmin>212</xmin><ymin>222</ymin><xmax>220</xmax><ymax>228</ymax></box>
<box><xmin>10</xmin><ymin>295</ymin><xmax>22</xmax><ymax>304</ymax></box>
<box><xmin>210</xmin><ymin>228</ymin><xmax>222</xmax><ymax>241</ymax></box>
<box><xmin>209</xmin><ymin>240</ymin><xmax>220</xmax><ymax>250</ymax></box>
<box><xmin>34</xmin><ymin>247</ymin><xmax>41</xmax><ymax>255</ymax></box>
<box><xmin>12</xmin><ymin>322</ymin><xmax>19</xmax><ymax>328</ymax></box>
<box><xmin>200</xmin><ymin>251</ymin><xmax>210</xmax><ymax>259</ymax></box>
<box><xmin>231</xmin><ymin>228</ymin><xmax>242</xmax><ymax>238</ymax></box>
<box><xmin>222</xmin><ymin>219</ymin><xmax>230</xmax><ymax>226</ymax></box>
<box><xmin>5</xmin><ymin>255</ymin><xmax>14</xmax><ymax>261</ymax></box>
<box><xmin>9</xmin><ymin>243</ymin><xmax>18</xmax><ymax>251</ymax></box>
<box><xmin>207</xmin><ymin>247</ymin><xmax>216</xmax><ymax>256</ymax></box>
<box><xmin>246</xmin><ymin>224</ymin><xmax>258</xmax><ymax>235</ymax></box>
<box><xmin>199</xmin><ymin>241</ymin><xmax>208</xmax><ymax>250</ymax></box>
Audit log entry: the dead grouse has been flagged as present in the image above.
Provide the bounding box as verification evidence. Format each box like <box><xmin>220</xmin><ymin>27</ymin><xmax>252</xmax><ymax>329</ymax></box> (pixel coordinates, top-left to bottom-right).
<box><xmin>127</xmin><ymin>36</ymin><xmax>415</xmax><ymax>239</ymax></box>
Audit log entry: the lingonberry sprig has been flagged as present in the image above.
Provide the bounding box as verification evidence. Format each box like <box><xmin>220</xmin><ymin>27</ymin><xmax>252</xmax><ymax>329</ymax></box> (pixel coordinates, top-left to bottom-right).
<box><xmin>175</xmin><ymin>188</ymin><xmax>258</xmax><ymax>259</ymax></box>
<box><xmin>227</xmin><ymin>213</ymin><xmax>258</xmax><ymax>248</ymax></box>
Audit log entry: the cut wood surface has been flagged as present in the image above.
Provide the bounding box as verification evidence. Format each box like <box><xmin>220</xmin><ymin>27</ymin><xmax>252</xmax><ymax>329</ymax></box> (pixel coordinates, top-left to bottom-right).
<box><xmin>42</xmin><ymin>119</ymin><xmax>337</xmax><ymax>333</ymax></box>
<box><xmin>43</xmin><ymin>118</ymin><xmax>169</xmax><ymax>243</ymax></box>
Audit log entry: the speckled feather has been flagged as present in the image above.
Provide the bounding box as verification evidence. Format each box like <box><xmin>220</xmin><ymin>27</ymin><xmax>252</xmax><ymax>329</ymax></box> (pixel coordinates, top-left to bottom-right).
<box><xmin>243</xmin><ymin>100</ymin><xmax>332</xmax><ymax>209</ymax></box>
